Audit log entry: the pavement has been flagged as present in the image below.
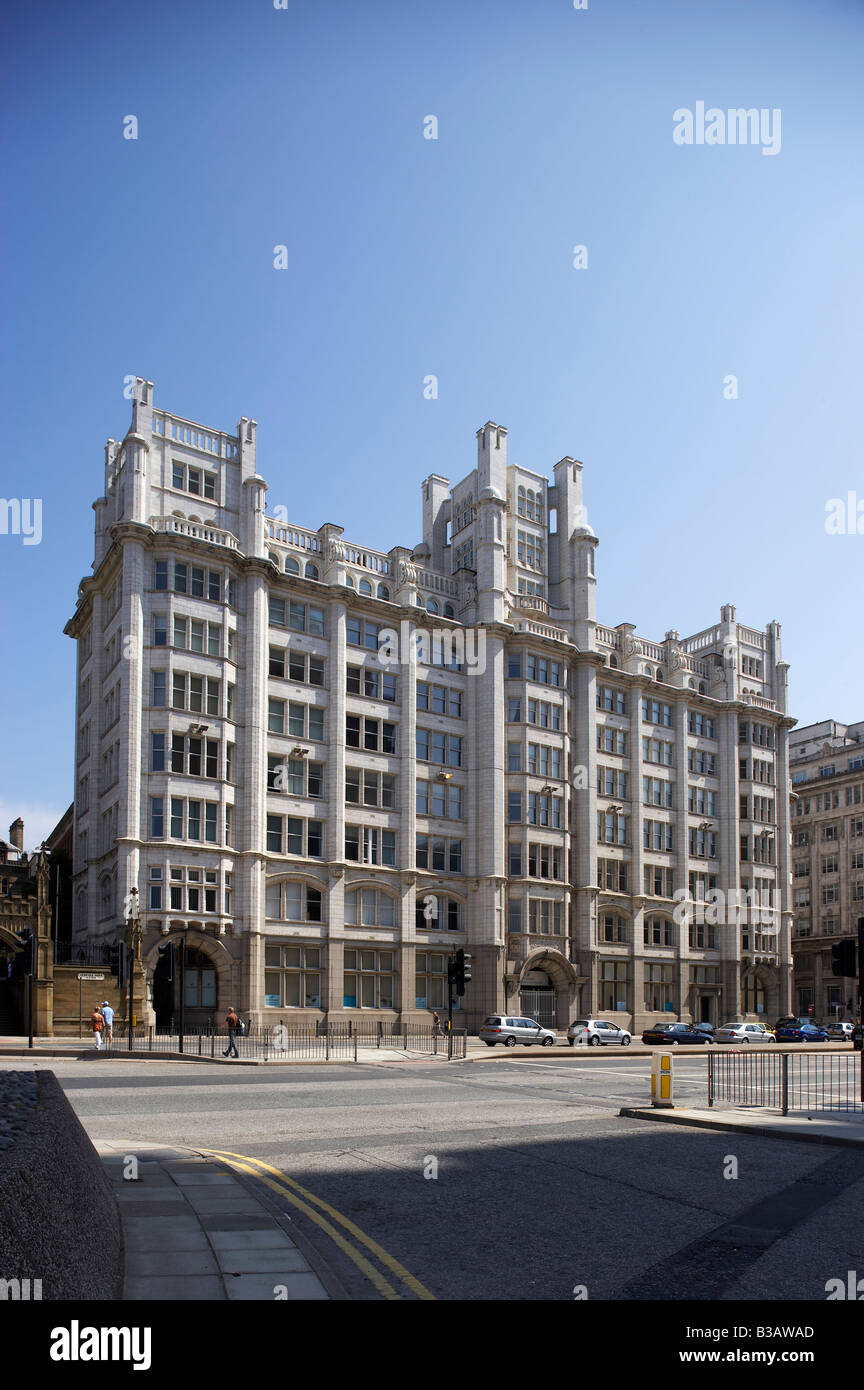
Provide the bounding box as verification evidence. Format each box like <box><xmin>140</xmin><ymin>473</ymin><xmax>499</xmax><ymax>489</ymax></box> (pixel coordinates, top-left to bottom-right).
<box><xmin>620</xmin><ymin>1104</ymin><xmax>864</xmax><ymax>1148</ymax></box>
<box><xmin>97</xmin><ymin>1139</ymin><xmax>333</xmax><ymax>1300</ymax></box>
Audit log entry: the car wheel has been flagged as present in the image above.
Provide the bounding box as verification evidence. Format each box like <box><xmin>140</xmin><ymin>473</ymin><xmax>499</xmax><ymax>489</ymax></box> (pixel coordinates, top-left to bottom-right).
<box><xmin>588</xmin><ymin>1035</ymin><xmax>600</xmax><ymax>1046</ymax></box>
<box><xmin>568</xmin><ymin>1038</ymin><xmax>575</xmax><ymax>1046</ymax></box>
<box><xmin>542</xmin><ymin>1036</ymin><xmax>554</xmax><ymax>1047</ymax></box>
<box><xmin>740</xmin><ymin>1037</ymin><xmax>749</xmax><ymax>1044</ymax></box>
<box><xmin>484</xmin><ymin>1041</ymin><xmax>495</xmax><ymax>1047</ymax></box>
<box><xmin>504</xmin><ymin>1036</ymin><xmax>516</xmax><ymax>1047</ymax></box>
<box><xmin>621</xmin><ymin>1036</ymin><xmax>631</xmax><ymax>1046</ymax></box>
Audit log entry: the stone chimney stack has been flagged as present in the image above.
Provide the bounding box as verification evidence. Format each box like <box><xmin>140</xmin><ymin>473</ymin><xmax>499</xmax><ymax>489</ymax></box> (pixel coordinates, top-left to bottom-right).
<box><xmin>9</xmin><ymin>818</ymin><xmax>23</xmax><ymax>851</ymax></box>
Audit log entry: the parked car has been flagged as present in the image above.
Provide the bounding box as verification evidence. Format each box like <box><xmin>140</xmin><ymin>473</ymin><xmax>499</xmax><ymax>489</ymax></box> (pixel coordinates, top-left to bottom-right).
<box><xmin>691</xmin><ymin>1022</ymin><xmax>715</xmax><ymax>1041</ymax></box>
<box><xmin>774</xmin><ymin>1015</ymin><xmax>815</xmax><ymax>1032</ymax></box>
<box><xmin>774</xmin><ymin>1021</ymin><xmax>829</xmax><ymax>1043</ymax></box>
<box><xmin>479</xmin><ymin>1016</ymin><xmax>557</xmax><ymax>1047</ymax></box>
<box><xmin>715</xmin><ymin>1021</ymin><xmax>776</xmax><ymax>1044</ymax></box>
<box><xmin>567</xmin><ymin>1019</ymin><xmax>632</xmax><ymax>1047</ymax></box>
<box><xmin>825</xmin><ymin>1020</ymin><xmax>855</xmax><ymax>1040</ymax></box>
<box><xmin>641</xmin><ymin>1022</ymin><xmax>711</xmax><ymax>1045</ymax></box>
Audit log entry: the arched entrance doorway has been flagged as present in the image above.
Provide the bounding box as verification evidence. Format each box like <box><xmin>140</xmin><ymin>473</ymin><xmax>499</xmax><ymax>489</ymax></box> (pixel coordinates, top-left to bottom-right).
<box><xmin>520</xmin><ymin>968</ymin><xmax>556</xmax><ymax>1027</ymax></box>
<box><xmin>517</xmin><ymin>951</ymin><xmax>579</xmax><ymax>1029</ymax></box>
<box><xmin>0</xmin><ymin>927</ymin><xmax>24</xmax><ymax>1033</ymax></box>
<box><xmin>152</xmin><ymin>942</ymin><xmax>219</xmax><ymax>1030</ymax></box>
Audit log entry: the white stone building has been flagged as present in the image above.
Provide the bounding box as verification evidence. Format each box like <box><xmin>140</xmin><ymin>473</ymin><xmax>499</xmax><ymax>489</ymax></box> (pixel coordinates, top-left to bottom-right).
<box><xmin>65</xmin><ymin>379</ymin><xmax>794</xmax><ymax>1032</ymax></box>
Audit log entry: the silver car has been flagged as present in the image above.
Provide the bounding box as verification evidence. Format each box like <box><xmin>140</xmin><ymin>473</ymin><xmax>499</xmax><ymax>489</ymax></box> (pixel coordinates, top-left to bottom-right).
<box><xmin>825</xmin><ymin>1020</ymin><xmax>855</xmax><ymax>1040</ymax></box>
<box><xmin>715</xmin><ymin>1021</ymin><xmax>775</xmax><ymax>1044</ymax></box>
<box><xmin>568</xmin><ymin>1018</ymin><xmax>632</xmax><ymax>1047</ymax></box>
<box><xmin>479</xmin><ymin>1016</ymin><xmax>557</xmax><ymax>1047</ymax></box>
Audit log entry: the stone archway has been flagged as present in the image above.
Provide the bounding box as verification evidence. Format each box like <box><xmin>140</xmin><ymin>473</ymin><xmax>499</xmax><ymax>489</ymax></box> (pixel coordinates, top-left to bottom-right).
<box><xmin>741</xmin><ymin>962</ymin><xmax>781</xmax><ymax>1021</ymax></box>
<box><xmin>517</xmin><ymin>949</ymin><xmax>579</xmax><ymax>1030</ymax></box>
<box><xmin>144</xmin><ymin>930</ymin><xmax>237</xmax><ymax>1031</ymax></box>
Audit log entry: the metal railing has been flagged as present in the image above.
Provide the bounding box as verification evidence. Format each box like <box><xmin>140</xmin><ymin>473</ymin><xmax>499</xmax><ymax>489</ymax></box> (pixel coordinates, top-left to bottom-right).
<box><xmin>708</xmin><ymin>1049</ymin><xmax>863</xmax><ymax>1114</ymax></box>
<box><xmin>54</xmin><ymin>940</ymin><xmax>118</xmax><ymax>966</ymax></box>
<box><xmin>95</xmin><ymin>1022</ymin><xmax>466</xmax><ymax>1062</ymax></box>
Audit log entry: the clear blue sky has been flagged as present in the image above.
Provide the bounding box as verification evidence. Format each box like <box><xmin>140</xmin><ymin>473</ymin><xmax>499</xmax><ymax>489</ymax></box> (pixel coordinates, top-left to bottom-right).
<box><xmin>1</xmin><ymin>0</ymin><xmax>862</xmax><ymax>845</ymax></box>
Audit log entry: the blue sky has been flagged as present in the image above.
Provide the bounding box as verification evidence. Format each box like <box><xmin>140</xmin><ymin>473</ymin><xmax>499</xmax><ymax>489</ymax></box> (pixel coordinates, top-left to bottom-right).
<box><xmin>1</xmin><ymin>0</ymin><xmax>862</xmax><ymax>845</ymax></box>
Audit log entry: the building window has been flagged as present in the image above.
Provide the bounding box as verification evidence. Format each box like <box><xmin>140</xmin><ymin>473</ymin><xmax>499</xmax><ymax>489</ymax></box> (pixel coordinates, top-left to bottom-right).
<box><xmin>597</xmin><ymin>686</ymin><xmax>627</xmax><ymax>715</ymax></box>
<box><xmin>346</xmin><ymin>715</ymin><xmax>395</xmax><ymax>753</ymax></box>
<box><xmin>528</xmin><ymin>898</ymin><xmax>562</xmax><ymax>935</ymax></box>
<box><xmin>601</xmin><ymin>912</ymin><xmax>628</xmax><ymax>944</ymax></box>
<box><xmin>599</xmin><ymin>960</ymin><xmax>630</xmax><ymax>1012</ymax></box>
<box><xmin>265</xmin><ymin>944</ymin><xmax>322</xmax><ymax>1008</ymax></box>
<box><xmin>643</xmin><ymin>917</ymin><xmax>674</xmax><ymax>947</ymax></box>
<box><xmin>414</xmin><ymin>896</ymin><xmax>462</xmax><ymax>931</ymax></box>
<box><xmin>348</xmin><ymin>666</ymin><xmax>396</xmax><ymax>701</ymax></box>
<box><xmin>527</xmin><ymin>844</ymin><xmax>562</xmax><ymax>879</ymax></box>
<box><xmin>416</xmin><ymin>835</ymin><xmax>462</xmax><ymax>872</ymax></box>
<box><xmin>265</xmin><ymin>881</ymin><xmax>323</xmax><ymax>922</ymax></box>
<box><xmin>345</xmin><ymin>889</ymin><xmax>396</xmax><ymax>928</ymax></box>
<box><xmin>417</xmin><ymin>780</ymin><xmax>463</xmax><ymax>820</ymax></box>
<box><xmin>345</xmin><ymin>768</ymin><xmax>395</xmax><ymax>808</ymax></box>
<box><xmin>416</xmin><ymin>729</ymin><xmax>463</xmax><ymax>767</ymax></box>
<box><xmin>415</xmin><ymin>953</ymin><xmax>448</xmax><ymax>1009</ymax></box>
<box><xmin>644</xmin><ymin>963</ymin><xmax>674</xmax><ymax>1012</ymax></box>
<box><xmin>344</xmin><ymin>826</ymin><xmax>395</xmax><ymax>866</ymax></box>
<box><xmin>343</xmin><ymin>949</ymin><xmax>394</xmax><ymax>1008</ymax></box>
<box><xmin>643</xmin><ymin>699</ymin><xmax>672</xmax><ymax>727</ymax></box>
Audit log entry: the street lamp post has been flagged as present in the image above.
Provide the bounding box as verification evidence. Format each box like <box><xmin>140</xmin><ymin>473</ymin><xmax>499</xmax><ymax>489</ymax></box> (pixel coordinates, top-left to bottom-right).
<box><xmin>125</xmin><ymin>887</ymin><xmax>142</xmax><ymax>1051</ymax></box>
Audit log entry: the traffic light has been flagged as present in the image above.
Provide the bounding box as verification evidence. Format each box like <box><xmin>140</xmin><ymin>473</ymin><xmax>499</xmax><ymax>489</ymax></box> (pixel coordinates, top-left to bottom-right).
<box><xmin>452</xmin><ymin>949</ymin><xmax>473</xmax><ymax>997</ymax></box>
<box><xmin>831</xmin><ymin>939</ymin><xmax>857</xmax><ymax>977</ymax></box>
<box><xmin>16</xmin><ymin>932</ymin><xmax>37</xmax><ymax>976</ymax></box>
<box><xmin>157</xmin><ymin>938</ymin><xmax>175</xmax><ymax>982</ymax></box>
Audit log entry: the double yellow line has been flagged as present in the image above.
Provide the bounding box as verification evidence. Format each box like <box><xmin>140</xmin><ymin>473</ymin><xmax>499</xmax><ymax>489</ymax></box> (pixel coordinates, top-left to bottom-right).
<box><xmin>202</xmin><ymin>1148</ymin><xmax>435</xmax><ymax>1302</ymax></box>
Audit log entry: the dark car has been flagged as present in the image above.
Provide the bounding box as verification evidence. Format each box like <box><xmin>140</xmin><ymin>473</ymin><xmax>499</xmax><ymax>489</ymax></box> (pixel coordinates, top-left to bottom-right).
<box><xmin>775</xmin><ymin>1021</ymin><xmax>829</xmax><ymax>1043</ymax></box>
<box><xmin>691</xmin><ymin>1022</ymin><xmax>715</xmax><ymax>1041</ymax></box>
<box><xmin>641</xmin><ymin>1022</ymin><xmax>711</xmax><ymax>1045</ymax></box>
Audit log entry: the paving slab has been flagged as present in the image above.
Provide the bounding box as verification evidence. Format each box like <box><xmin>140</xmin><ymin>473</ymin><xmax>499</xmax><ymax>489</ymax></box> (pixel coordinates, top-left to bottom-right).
<box><xmin>619</xmin><ymin>1105</ymin><xmax>864</xmax><ymax>1148</ymax></box>
<box><xmin>95</xmin><ymin>1139</ymin><xmax>334</xmax><ymax>1300</ymax></box>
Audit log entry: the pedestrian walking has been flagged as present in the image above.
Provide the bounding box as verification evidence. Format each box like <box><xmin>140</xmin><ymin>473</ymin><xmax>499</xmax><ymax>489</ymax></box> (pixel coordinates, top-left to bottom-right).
<box><xmin>223</xmin><ymin>1006</ymin><xmax>240</xmax><ymax>1058</ymax></box>
<box><xmin>100</xmin><ymin>1000</ymin><xmax>114</xmax><ymax>1046</ymax></box>
<box><xmin>432</xmin><ymin>1011</ymin><xmax>442</xmax><ymax>1037</ymax></box>
<box><xmin>91</xmin><ymin>1005</ymin><xmax>104</xmax><ymax>1051</ymax></box>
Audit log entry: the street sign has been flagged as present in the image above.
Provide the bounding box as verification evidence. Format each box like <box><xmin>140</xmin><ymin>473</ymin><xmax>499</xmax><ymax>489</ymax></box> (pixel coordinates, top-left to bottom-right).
<box><xmin>76</xmin><ymin>972</ymin><xmax>106</xmax><ymax>980</ymax></box>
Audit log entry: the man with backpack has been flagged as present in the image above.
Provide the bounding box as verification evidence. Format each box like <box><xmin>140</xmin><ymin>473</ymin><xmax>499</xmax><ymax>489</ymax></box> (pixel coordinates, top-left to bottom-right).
<box><xmin>223</xmin><ymin>1006</ymin><xmax>241</xmax><ymax>1058</ymax></box>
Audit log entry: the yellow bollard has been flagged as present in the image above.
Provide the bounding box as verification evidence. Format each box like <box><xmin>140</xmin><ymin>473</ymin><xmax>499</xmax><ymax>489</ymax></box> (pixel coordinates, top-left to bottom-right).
<box><xmin>650</xmin><ymin>1051</ymin><xmax>675</xmax><ymax>1108</ymax></box>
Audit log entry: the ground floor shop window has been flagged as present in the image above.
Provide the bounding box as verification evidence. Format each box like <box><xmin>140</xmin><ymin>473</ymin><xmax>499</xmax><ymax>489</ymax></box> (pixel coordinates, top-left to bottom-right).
<box><xmin>264</xmin><ymin>944</ymin><xmax>322</xmax><ymax>1007</ymax></box>
<box><xmin>599</xmin><ymin>959</ymin><xmax>630</xmax><ymax>1012</ymax></box>
<box><xmin>344</xmin><ymin>949</ymin><xmax>394</xmax><ymax>1007</ymax></box>
<box><xmin>415</xmin><ymin>952</ymin><xmax>448</xmax><ymax>1008</ymax></box>
<box><xmin>644</xmin><ymin>962</ymin><xmax>674</xmax><ymax>1012</ymax></box>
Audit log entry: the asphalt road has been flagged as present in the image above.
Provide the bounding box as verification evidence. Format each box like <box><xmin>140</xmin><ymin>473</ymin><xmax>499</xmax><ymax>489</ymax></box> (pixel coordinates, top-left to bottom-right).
<box><xmin>5</xmin><ymin>1053</ymin><xmax>863</xmax><ymax>1302</ymax></box>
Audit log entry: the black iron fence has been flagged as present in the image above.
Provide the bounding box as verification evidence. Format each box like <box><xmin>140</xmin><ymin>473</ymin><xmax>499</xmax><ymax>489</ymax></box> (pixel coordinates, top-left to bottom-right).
<box><xmin>708</xmin><ymin>1049</ymin><xmax>863</xmax><ymax>1115</ymax></box>
<box><xmin>55</xmin><ymin>940</ymin><xmax>119</xmax><ymax>967</ymax></box>
<box><xmin>96</xmin><ymin>1021</ymin><xmax>466</xmax><ymax>1062</ymax></box>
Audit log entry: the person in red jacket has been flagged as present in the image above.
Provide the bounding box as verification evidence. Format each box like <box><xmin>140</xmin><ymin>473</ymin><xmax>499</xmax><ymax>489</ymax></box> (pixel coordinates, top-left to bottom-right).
<box><xmin>223</xmin><ymin>1006</ymin><xmax>239</xmax><ymax>1058</ymax></box>
<box><xmin>91</xmin><ymin>1005</ymin><xmax>104</xmax><ymax>1051</ymax></box>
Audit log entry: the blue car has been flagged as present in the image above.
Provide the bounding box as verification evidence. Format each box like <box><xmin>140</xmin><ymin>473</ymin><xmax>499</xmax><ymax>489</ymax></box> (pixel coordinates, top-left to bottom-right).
<box><xmin>774</xmin><ymin>1022</ymin><xmax>828</xmax><ymax>1043</ymax></box>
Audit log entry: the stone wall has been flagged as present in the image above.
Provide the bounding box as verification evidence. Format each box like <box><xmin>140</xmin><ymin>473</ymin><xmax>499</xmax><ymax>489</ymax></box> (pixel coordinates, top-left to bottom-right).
<box><xmin>0</xmin><ymin>1070</ymin><xmax>122</xmax><ymax>1299</ymax></box>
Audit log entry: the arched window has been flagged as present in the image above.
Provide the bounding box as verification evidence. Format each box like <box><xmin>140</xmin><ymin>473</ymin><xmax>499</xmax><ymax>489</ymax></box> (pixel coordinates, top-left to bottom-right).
<box><xmin>415</xmin><ymin>895</ymin><xmax>462</xmax><ymax>932</ymax></box>
<box><xmin>99</xmin><ymin>875</ymin><xmax>113</xmax><ymax>919</ymax></box>
<box><xmin>305</xmin><ymin>561</ymin><xmax>319</xmax><ymax>581</ymax></box>
<box><xmin>345</xmin><ymin>574</ymin><xmax>355</xmax><ymax>588</ymax></box>
<box><xmin>609</xmin><ymin>655</ymin><xmax>619</xmax><ymax>668</ymax></box>
<box><xmin>656</xmin><ymin>670</ymin><xmax>664</xmax><ymax>682</ymax></box>
<box><xmin>517</xmin><ymin>486</ymin><xmax>526</xmax><ymax>517</ymax></box>
<box><xmin>443</xmin><ymin>603</ymin><xmax>454</xmax><ymax>619</ymax></box>
<box><xmin>285</xmin><ymin>555</ymin><xmax>300</xmax><ymax>575</ymax></box>
<box><xmin>358</xmin><ymin>579</ymin><xmax>372</xmax><ymax>596</ymax></box>
<box><xmin>415</xmin><ymin>593</ymin><xmax>424</xmax><ymax>606</ymax></box>
<box><xmin>265</xmin><ymin>879</ymin><xmax>323</xmax><ymax>923</ymax></box>
<box><xmin>699</xmin><ymin>682</ymin><xmax>706</xmax><ymax>694</ymax></box>
<box><xmin>344</xmin><ymin>887</ymin><xmax>396</xmax><ymax>928</ymax></box>
<box><xmin>426</xmin><ymin>597</ymin><xmax>438</xmax><ymax>614</ymax></box>
<box><xmin>744</xmin><ymin>973</ymin><xmax>766</xmax><ymax>1016</ymax></box>
<box><xmin>600</xmin><ymin>911</ymin><xmax>628</xmax><ymax>944</ymax></box>
<box><xmin>377</xmin><ymin>583</ymin><xmax>391</xmax><ymax>601</ymax></box>
<box><xmin>688</xmin><ymin>679</ymin><xmax>696</xmax><ymax>690</ymax></box>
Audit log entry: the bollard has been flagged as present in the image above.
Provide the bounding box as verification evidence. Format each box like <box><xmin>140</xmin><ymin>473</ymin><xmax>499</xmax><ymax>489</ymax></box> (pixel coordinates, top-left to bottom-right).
<box><xmin>650</xmin><ymin>1051</ymin><xmax>674</xmax><ymax>1108</ymax></box>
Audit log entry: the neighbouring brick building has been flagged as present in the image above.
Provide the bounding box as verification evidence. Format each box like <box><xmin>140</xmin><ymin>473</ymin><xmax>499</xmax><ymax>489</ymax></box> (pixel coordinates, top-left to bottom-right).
<box><xmin>64</xmin><ymin>378</ymin><xmax>794</xmax><ymax>1033</ymax></box>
